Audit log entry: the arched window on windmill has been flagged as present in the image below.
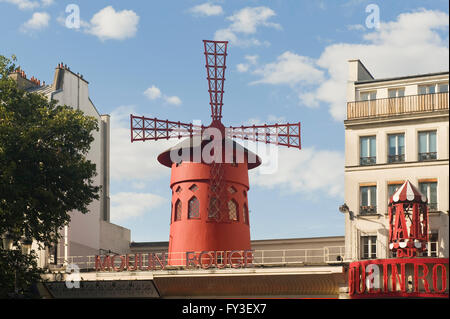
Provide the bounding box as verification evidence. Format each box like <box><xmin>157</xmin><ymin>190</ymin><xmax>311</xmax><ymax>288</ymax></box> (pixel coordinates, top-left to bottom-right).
<box><xmin>188</xmin><ymin>196</ymin><xmax>200</xmax><ymax>219</ymax></box>
<box><xmin>174</xmin><ymin>199</ymin><xmax>182</xmax><ymax>221</ymax></box>
<box><xmin>208</xmin><ymin>197</ymin><xmax>219</xmax><ymax>220</ymax></box>
<box><xmin>228</xmin><ymin>199</ymin><xmax>238</xmax><ymax>221</ymax></box>
<box><xmin>243</xmin><ymin>204</ymin><xmax>249</xmax><ymax>225</ymax></box>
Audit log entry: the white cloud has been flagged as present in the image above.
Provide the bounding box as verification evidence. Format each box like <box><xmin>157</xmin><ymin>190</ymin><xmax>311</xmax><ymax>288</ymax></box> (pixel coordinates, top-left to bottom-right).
<box><xmin>250</xmin><ymin>147</ymin><xmax>345</xmax><ymax>198</ymax></box>
<box><xmin>189</xmin><ymin>2</ymin><xmax>223</xmax><ymax>16</ymax></box>
<box><xmin>237</xmin><ymin>55</ymin><xmax>259</xmax><ymax>72</ymax></box>
<box><xmin>0</xmin><ymin>0</ymin><xmax>53</xmax><ymax>10</ymax></box>
<box><xmin>144</xmin><ymin>85</ymin><xmax>162</xmax><ymax>100</ymax></box>
<box><xmin>237</xmin><ymin>63</ymin><xmax>249</xmax><ymax>72</ymax></box>
<box><xmin>226</xmin><ymin>6</ymin><xmax>281</xmax><ymax>34</ymax></box>
<box><xmin>242</xmin><ymin>114</ymin><xmax>286</xmax><ymax>126</ymax></box>
<box><xmin>214</xmin><ymin>6</ymin><xmax>281</xmax><ymax>47</ymax></box>
<box><xmin>85</xmin><ymin>6</ymin><xmax>139</xmax><ymax>41</ymax></box>
<box><xmin>165</xmin><ymin>96</ymin><xmax>182</xmax><ymax>106</ymax></box>
<box><xmin>143</xmin><ymin>85</ymin><xmax>182</xmax><ymax>106</ymax></box>
<box><xmin>111</xmin><ymin>192</ymin><xmax>167</xmax><ymax>222</ymax></box>
<box><xmin>347</xmin><ymin>24</ymin><xmax>365</xmax><ymax>31</ymax></box>
<box><xmin>20</xmin><ymin>11</ymin><xmax>50</xmax><ymax>33</ymax></box>
<box><xmin>132</xmin><ymin>182</ymin><xmax>147</xmax><ymax>190</ymax></box>
<box><xmin>0</xmin><ymin>0</ymin><xmax>39</xmax><ymax>10</ymax></box>
<box><xmin>110</xmin><ymin>105</ymin><xmax>179</xmax><ymax>182</ymax></box>
<box><xmin>249</xmin><ymin>9</ymin><xmax>449</xmax><ymax>121</ymax></box>
<box><xmin>251</xmin><ymin>51</ymin><xmax>324</xmax><ymax>86</ymax></box>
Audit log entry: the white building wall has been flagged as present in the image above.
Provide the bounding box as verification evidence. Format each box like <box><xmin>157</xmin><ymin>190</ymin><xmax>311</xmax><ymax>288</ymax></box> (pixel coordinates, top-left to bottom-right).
<box><xmin>344</xmin><ymin>60</ymin><xmax>449</xmax><ymax>261</ymax></box>
<box><xmin>25</xmin><ymin>65</ymin><xmax>131</xmax><ymax>264</ymax></box>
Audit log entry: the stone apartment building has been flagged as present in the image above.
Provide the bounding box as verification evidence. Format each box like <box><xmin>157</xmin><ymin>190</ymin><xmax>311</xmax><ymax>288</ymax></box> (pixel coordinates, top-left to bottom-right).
<box><xmin>342</xmin><ymin>60</ymin><xmax>449</xmax><ymax>262</ymax></box>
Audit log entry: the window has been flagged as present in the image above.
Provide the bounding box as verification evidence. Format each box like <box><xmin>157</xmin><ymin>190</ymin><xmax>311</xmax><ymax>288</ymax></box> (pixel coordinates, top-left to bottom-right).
<box><xmin>228</xmin><ymin>200</ymin><xmax>238</xmax><ymax>221</ymax></box>
<box><xmin>388</xmin><ymin>88</ymin><xmax>405</xmax><ymax>98</ymax></box>
<box><xmin>438</xmin><ymin>83</ymin><xmax>448</xmax><ymax>93</ymax></box>
<box><xmin>360</xmin><ymin>91</ymin><xmax>377</xmax><ymax>101</ymax></box>
<box><xmin>418</xmin><ymin>84</ymin><xmax>435</xmax><ymax>95</ymax></box>
<box><xmin>360</xmin><ymin>185</ymin><xmax>377</xmax><ymax>214</ymax></box>
<box><xmin>388</xmin><ymin>182</ymin><xmax>403</xmax><ymax>201</ymax></box>
<box><xmin>418</xmin><ymin>131</ymin><xmax>437</xmax><ymax>161</ymax></box>
<box><xmin>189</xmin><ymin>184</ymin><xmax>198</xmax><ymax>192</ymax></box>
<box><xmin>188</xmin><ymin>197</ymin><xmax>200</xmax><ymax>219</ymax></box>
<box><xmin>419</xmin><ymin>181</ymin><xmax>437</xmax><ymax>211</ymax></box>
<box><xmin>228</xmin><ymin>186</ymin><xmax>237</xmax><ymax>194</ymax></box>
<box><xmin>361</xmin><ymin>236</ymin><xmax>377</xmax><ymax>259</ymax></box>
<box><xmin>388</xmin><ymin>133</ymin><xmax>405</xmax><ymax>163</ymax></box>
<box><xmin>174</xmin><ymin>200</ymin><xmax>182</xmax><ymax>221</ymax></box>
<box><xmin>422</xmin><ymin>232</ymin><xmax>438</xmax><ymax>257</ymax></box>
<box><xmin>175</xmin><ymin>186</ymin><xmax>182</xmax><ymax>194</ymax></box>
<box><xmin>208</xmin><ymin>197</ymin><xmax>219</xmax><ymax>219</ymax></box>
<box><xmin>243</xmin><ymin>204</ymin><xmax>249</xmax><ymax>225</ymax></box>
<box><xmin>360</xmin><ymin>136</ymin><xmax>376</xmax><ymax>165</ymax></box>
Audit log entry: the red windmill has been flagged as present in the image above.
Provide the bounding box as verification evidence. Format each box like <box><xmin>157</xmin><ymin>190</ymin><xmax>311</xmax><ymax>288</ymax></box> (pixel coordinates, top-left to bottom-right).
<box><xmin>130</xmin><ymin>40</ymin><xmax>301</xmax><ymax>266</ymax></box>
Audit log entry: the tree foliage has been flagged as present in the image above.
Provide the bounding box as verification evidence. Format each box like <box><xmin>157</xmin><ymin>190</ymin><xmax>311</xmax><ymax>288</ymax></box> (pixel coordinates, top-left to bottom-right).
<box><xmin>0</xmin><ymin>55</ymin><xmax>100</xmax><ymax>297</ymax></box>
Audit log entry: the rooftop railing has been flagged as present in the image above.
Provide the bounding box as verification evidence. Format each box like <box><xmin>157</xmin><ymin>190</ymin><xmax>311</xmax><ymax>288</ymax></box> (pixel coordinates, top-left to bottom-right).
<box><xmin>347</xmin><ymin>92</ymin><xmax>448</xmax><ymax>120</ymax></box>
<box><xmin>48</xmin><ymin>246</ymin><xmax>346</xmax><ymax>271</ymax></box>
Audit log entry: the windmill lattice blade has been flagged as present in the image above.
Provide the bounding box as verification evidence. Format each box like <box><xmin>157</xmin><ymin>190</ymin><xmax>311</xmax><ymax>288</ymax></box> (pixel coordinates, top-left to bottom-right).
<box><xmin>226</xmin><ymin>123</ymin><xmax>301</xmax><ymax>149</ymax></box>
<box><xmin>130</xmin><ymin>115</ymin><xmax>203</xmax><ymax>142</ymax></box>
<box><xmin>203</xmin><ymin>40</ymin><xmax>228</xmax><ymax>122</ymax></box>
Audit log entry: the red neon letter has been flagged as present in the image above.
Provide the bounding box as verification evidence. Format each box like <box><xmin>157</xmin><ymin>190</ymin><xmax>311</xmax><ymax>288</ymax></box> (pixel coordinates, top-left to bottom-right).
<box><xmin>186</xmin><ymin>251</ymin><xmax>197</xmax><ymax>268</ymax></box>
<box><xmin>95</xmin><ymin>255</ymin><xmax>111</xmax><ymax>271</ymax></box>
<box><xmin>391</xmin><ymin>263</ymin><xmax>406</xmax><ymax>292</ymax></box>
<box><xmin>414</xmin><ymin>263</ymin><xmax>430</xmax><ymax>293</ymax></box>
<box><xmin>432</xmin><ymin>263</ymin><xmax>447</xmax><ymax>293</ymax></box>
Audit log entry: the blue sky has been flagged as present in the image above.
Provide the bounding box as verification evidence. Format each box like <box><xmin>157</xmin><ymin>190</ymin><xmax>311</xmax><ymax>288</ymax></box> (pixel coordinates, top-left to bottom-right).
<box><xmin>1</xmin><ymin>0</ymin><xmax>449</xmax><ymax>242</ymax></box>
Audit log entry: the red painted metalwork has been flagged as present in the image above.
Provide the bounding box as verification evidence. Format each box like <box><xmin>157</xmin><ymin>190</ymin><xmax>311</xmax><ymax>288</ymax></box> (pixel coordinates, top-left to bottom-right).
<box><xmin>130</xmin><ymin>40</ymin><xmax>302</xmax><ymax>263</ymax></box>
<box><xmin>388</xmin><ymin>180</ymin><xmax>429</xmax><ymax>257</ymax></box>
<box><xmin>349</xmin><ymin>258</ymin><xmax>449</xmax><ymax>298</ymax></box>
<box><xmin>226</xmin><ymin>123</ymin><xmax>301</xmax><ymax>149</ymax></box>
<box><xmin>130</xmin><ymin>116</ymin><xmax>203</xmax><ymax>142</ymax></box>
<box><xmin>130</xmin><ymin>115</ymin><xmax>302</xmax><ymax>150</ymax></box>
<box><xmin>203</xmin><ymin>40</ymin><xmax>227</xmax><ymax>123</ymax></box>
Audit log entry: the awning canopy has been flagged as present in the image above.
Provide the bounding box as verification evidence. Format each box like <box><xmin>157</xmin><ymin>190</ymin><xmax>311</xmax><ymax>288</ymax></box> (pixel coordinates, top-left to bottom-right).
<box><xmin>389</xmin><ymin>180</ymin><xmax>427</xmax><ymax>204</ymax></box>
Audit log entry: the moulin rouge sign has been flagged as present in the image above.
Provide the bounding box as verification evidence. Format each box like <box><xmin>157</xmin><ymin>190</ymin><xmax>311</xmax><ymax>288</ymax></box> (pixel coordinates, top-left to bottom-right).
<box><xmin>349</xmin><ymin>258</ymin><xmax>449</xmax><ymax>298</ymax></box>
<box><xmin>94</xmin><ymin>250</ymin><xmax>254</xmax><ymax>272</ymax></box>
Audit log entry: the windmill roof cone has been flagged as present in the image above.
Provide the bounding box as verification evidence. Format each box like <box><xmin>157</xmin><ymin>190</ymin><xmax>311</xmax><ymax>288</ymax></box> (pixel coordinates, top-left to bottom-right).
<box><xmin>130</xmin><ymin>40</ymin><xmax>302</xmax><ymax>267</ymax></box>
<box><xmin>157</xmin><ymin>136</ymin><xmax>262</xmax><ymax>169</ymax></box>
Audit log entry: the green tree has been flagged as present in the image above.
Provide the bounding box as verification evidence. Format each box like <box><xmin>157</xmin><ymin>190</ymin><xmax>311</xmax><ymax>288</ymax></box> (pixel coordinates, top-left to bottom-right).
<box><xmin>0</xmin><ymin>55</ymin><xmax>100</xmax><ymax>298</ymax></box>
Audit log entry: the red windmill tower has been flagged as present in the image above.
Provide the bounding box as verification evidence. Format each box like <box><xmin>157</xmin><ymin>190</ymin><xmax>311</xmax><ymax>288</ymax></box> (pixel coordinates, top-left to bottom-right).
<box><xmin>130</xmin><ymin>40</ymin><xmax>301</xmax><ymax>266</ymax></box>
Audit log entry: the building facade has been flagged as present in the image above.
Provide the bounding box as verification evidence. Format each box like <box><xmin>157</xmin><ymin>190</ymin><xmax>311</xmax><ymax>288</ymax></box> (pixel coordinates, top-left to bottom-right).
<box><xmin>343</xmin><ymin>60</ymin><xmax>449</xmax><ymax>262</ymax></box>
<box><xmin>11</xmin><ymin>60</ymin><xmax>448</xmax><ymax>299</ymax></box>
<box><xmin>10</xmin><ymin>64</ymin><xmax>131</xmax><ymax>269</ymax></box>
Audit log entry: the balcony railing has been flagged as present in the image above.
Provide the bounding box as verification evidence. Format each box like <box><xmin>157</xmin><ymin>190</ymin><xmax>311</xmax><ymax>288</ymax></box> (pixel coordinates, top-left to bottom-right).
<box><xmin>388</xmin><ymin>154</ymin><xmax>405</xmax><ymax>163</ymax></box>
<box><xmin>347</xmin><ymin>92</ymin><xmax>449</xmax><ymax>120</ymax></box>
<box><xmin>360</xmin><ymin>156</ymin><xmax>376</xmax><ymax>166</ymax></box>
<box><xmin>419</xmin><ymin>152</ymin><xmax>437</xmax><ymax>161</ymax></box>
<box><xmin>360</xmin><ymin>206</ymin><xmax>377</xmax><ymax>215</ymax></box>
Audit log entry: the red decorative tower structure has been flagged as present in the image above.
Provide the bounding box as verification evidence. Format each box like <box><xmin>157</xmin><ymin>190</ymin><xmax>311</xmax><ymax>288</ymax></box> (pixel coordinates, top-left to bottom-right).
<box><xmin>388</xmin><ymin>180</ymin><xmax>429</xmax><ymax>258</ymax></box>
<box><xmin>130</xmin><ymin>40</ymin><xmax>301</xmax><ymax>266</ymax></box>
